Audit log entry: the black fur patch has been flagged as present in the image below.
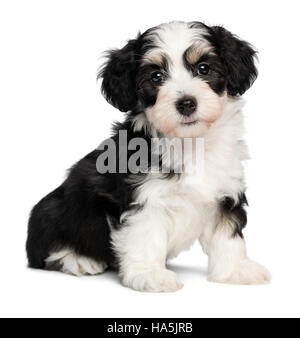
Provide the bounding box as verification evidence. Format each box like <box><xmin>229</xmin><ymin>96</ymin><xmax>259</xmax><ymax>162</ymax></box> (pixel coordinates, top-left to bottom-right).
<box><xmin>220</xmin><ymin>193</ymin><xmax>248</xmax><ymax>238</ymax></box>
<box><xmin>205</xmin><ymin>25</ymin><xmax>258</xmax><ymax>96</ymax></box>
<box><xmin>98</xmin><ymin>30</ymin><xmax>157</xmax><ymax>112</ymax></box>
<box><xmin>99</xmin><ymin>38</ymin><xmax>139</xmax><ymax>112</ymax></box>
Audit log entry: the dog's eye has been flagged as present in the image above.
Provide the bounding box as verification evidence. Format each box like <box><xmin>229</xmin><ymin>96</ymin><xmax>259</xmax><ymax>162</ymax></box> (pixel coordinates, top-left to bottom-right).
<box><xmin>197</xmin><ymin>63</ymin><xmax>210</xmax><ymax>75</ymax></box>
<box><xmin>151</xmin><ymin>71</ymin><xmax>164</xmax><ymax>83</ymax></box>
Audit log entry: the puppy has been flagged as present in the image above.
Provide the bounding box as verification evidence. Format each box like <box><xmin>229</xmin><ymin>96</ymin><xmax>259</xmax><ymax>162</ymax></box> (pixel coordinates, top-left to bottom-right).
<box><xmin>26</xmin><ymin>21</ymin><xmax>271</xmax><ymax>292</ymax></box>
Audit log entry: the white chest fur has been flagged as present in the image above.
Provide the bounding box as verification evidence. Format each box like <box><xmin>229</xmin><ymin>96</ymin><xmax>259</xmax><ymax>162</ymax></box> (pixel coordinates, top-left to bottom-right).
<box><xmin>116</xmin><ymin>98</ymin><xmax>248</xmax><ymax>259</ymax></box>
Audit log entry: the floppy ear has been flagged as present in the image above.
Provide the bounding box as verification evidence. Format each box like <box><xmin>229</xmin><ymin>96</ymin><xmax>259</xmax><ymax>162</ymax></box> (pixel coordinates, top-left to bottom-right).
<box><xmin>99</xmin><ymin>38</ymin><xmax>139</xmax><ymax>112</ymax></box>
<box><xmin>209</xmin><ymin>26</ymin><xmax>258</xmax><ymax>96</ymax></box>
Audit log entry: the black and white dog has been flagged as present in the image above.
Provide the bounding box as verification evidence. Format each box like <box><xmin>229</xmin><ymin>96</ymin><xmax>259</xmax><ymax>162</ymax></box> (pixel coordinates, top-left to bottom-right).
<box><xmin>26</xmin><ymin>21</ymin><xmax>270</xmax><ymax>292</ymax></box>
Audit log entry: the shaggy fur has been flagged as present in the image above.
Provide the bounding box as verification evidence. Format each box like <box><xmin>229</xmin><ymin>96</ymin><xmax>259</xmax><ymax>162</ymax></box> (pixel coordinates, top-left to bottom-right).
<box><xmin>26</xmin><ymin>21</ymin><xmax>270</xmax><ymax>292</ymax></box>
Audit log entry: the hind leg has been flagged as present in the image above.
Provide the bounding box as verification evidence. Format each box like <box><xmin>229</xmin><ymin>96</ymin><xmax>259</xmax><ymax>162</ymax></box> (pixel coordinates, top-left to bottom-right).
<box><xmin>45</xmin><ymin>249</ymin><xmax>108</xmax><ymax>276</ymax></box>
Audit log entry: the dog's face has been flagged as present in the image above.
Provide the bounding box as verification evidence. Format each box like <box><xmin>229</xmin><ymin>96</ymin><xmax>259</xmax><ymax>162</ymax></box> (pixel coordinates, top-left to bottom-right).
<box><xmin>100</xmin><ymin>21</ymin><xmax>257</xmax><ymax>137</ymax></box>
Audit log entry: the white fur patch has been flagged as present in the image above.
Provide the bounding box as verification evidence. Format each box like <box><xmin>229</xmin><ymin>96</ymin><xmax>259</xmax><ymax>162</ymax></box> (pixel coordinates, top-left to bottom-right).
<box><xmin>45</xmin><ymin>249</ymin><xmax>108</xmax><ymax>276</ymax></box>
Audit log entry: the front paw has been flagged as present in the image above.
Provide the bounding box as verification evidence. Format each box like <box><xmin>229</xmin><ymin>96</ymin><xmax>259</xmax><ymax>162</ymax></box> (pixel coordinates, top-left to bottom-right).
<box><xmin>123</xmin><ymin>268</ymin><xmax>184</xmax><ymax>292</ymax></box>
<box><xmin>208</xmin><ymin>259</ymin><xmax>271</xmax><ymax>285</ymax></box>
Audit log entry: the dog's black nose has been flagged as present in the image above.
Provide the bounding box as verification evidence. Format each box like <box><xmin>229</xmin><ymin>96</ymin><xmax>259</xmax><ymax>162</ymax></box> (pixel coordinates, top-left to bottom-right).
<box><xmin>176</xmin><ymin>97</ymin><xmax>197</xmax><ymax>116</ymax></box>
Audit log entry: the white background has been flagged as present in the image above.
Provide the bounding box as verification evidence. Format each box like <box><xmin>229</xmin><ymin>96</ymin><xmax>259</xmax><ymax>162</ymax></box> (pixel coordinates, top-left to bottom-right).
<box><xmin>1</xmin><ymin>0</ymin><xmax>299</xmax><ymax>318</ymax></box>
